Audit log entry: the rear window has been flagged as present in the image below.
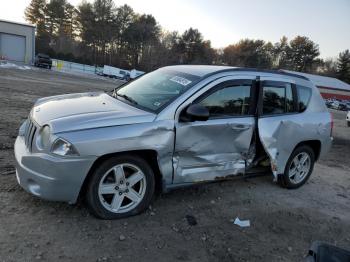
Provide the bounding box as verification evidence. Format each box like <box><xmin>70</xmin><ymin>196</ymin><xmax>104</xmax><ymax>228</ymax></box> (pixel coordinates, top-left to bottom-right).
<box><xmin>297</xmin><ymin>85</ymin><xmax>312</xmax><ymax>112</ymax></box>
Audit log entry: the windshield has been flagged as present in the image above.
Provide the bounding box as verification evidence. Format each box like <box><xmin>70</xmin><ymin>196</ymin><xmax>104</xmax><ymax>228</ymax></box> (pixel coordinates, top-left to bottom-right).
<box><xmin>114</xmin><ymin>68</ymin><xmax>200</xmax><ymax>112</ymax></box>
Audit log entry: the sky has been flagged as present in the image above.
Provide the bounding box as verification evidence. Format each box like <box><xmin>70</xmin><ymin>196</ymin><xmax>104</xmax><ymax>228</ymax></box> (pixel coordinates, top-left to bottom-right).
<box><xmin>2</xmin><ymin>0</ymin><xmax>349</xmax><ymax>58</ymax></box>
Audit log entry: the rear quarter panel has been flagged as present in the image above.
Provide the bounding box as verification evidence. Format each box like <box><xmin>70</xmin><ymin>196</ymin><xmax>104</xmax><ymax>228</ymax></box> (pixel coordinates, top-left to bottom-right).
<box><xmin>258</xmin><ymin>78</ymin><xmax>332</xmax><ymax>177</ymax></box>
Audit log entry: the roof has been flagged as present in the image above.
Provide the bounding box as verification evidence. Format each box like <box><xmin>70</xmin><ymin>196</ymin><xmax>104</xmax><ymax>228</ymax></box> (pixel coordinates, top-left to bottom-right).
<box><xmin>164</xmin><ymin>65</ymin><xmax>234</xmax><ymax>77</ymax></box>
<box><xmin>164</xmin><ymin>65</ymin><xmax>308</xmax><ymax>80</ymax></box>
<box><xmin>164</xmin><ymin>66</ymin><xmax>350</xmax><ymax>92</ymax></box>
<box><xmin>283</xmin><ymin>70</ymin><xmax>350</xmax><ymax>92</ymax></box>
<box><xmin>0</xmin><ymin>19</ymin><xmax>35</xmax><ymax>28</ymax></box>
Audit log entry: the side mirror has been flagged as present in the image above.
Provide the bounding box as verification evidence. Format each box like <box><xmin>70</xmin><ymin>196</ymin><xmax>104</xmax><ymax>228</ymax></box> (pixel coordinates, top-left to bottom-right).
<box><xmin>184</xmin><ymin>104</ymin><xmax>209</xmax><ymax>121</ymax></box>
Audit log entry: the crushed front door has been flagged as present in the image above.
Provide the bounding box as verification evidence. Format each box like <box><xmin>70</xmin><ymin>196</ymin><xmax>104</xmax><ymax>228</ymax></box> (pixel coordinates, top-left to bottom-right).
<box><xmin>173</xmin><ymin>79</ymin><xmax>256</xmax><ymax>184</ymax></box>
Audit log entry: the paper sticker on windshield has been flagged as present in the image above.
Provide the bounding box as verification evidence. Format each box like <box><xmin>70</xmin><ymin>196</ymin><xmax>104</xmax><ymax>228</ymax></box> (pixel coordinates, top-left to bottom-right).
<box><xmin>170</xmin><ymin>76</ymin><xmax>192</xmax><ymax>86</ymax></box>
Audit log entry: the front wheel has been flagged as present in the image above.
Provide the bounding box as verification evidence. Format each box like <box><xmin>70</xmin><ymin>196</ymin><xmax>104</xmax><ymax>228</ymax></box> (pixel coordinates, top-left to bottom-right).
<box><xmin>85</xmin><ymin>155</ymin><xmax>155</xmax><ymax>219</ymax></box>
<box><xmin>279</xmin><ymin>145</ymin><xmax>315</xmax><ymax>189</ymax></box>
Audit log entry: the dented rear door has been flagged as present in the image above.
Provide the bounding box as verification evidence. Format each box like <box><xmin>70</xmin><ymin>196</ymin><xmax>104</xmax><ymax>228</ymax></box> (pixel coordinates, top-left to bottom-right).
<box><xmin>257</xmin><ymin>77</ymin><xmax>298</xmax><ymax>178</ymax></box>
<box><xmin>173</xmin><ymin>79</ymin><xmax>256</xmax><ymax>183</ymax></box>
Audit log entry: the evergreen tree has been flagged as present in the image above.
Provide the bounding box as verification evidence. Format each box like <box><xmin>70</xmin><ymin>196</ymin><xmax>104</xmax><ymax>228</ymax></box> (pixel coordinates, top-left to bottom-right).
<box><xmin>321</xmin><ymin>58</ymin><xmax>337</xmax><ymax>77</ymax></box>
<box><xmin>25</xmin><ymin>0</ymin><xmax>50</xmax><ymax>53</ymax></box>
<box><xmin>273</xmin><ymin>36</ymin><xmax>290</xmax><ymax>69</ymax></box>
<box><xmin>223</xmin><ymin>39</ymin><xmax>273</xmax><ymax>68</ymax></box>
<box><xmin>25</xmin><ymin>0</ymin><xmax>46</xmax><ymax>24</ymax></box>
<box><xmin>337</xmin><ymin>50</ymin><xmax>350</xmax><ymax>83</ymax></box>
<box><xmin>46</xmin><ymin>0</ymin><xmax>67</xmax><ymax>39</ymax></box>
<box><xmin>23</xmin><ymin>0</ymin><xmax>337</xmax><ymax>73</ymax></box>
<box><xmin>124</xmin><ymin>14</ymin><xmax>160</xmax><ymax>67</ymax></box>
<box><xmin>287</xmin><ymin>36</ymin><xmax>320</xmax><ymax>72</ymax></box>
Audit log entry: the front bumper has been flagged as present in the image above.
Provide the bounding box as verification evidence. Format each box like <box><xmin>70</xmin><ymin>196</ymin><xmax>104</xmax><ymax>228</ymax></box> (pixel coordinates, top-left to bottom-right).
<box><xmin>14</xmin><ymin>136</ymin><xmax>96</xmax><ymax>204</ymax></box>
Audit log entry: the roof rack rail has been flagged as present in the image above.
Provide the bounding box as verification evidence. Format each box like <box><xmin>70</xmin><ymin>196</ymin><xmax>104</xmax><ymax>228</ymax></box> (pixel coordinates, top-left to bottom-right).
<box><xmin>203</xmin><ymin>67</ymin><xmax>309</xmax><ymax>80</ymax></box>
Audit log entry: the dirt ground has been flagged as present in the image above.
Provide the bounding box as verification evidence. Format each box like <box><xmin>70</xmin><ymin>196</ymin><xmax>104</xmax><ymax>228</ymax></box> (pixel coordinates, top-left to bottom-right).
<box><xmin>0</xmin><ymin>67</ymin><xmax>349</xmax><ymax>262</ymax></box>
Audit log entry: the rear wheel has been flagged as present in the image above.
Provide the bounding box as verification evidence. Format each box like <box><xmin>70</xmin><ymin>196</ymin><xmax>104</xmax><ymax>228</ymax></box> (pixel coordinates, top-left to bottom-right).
<box><xmin>347</xmin><ymin>121</ymin><xmax>350</xmax><ymax>127</ymax></box>
<box><xmin>279</xmin><ymin>145</ymin><xmax>315</xmax><ymax>189</ymax></box>
<box><xmin>85</xmin><ymin>155</ymin><xmax>155</xmax><ymax>219</ymax></box>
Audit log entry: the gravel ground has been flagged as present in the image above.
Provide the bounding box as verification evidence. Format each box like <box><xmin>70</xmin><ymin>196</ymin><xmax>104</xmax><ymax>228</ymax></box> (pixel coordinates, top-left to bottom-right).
<box><xmin>0</xmin><ymin>67</ymin><xmax>349</xmax><ymax>262</ymax></box>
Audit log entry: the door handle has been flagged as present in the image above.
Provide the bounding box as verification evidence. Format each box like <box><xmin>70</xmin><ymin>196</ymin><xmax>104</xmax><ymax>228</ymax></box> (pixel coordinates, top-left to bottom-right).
<box><xmin>231</xmin><ymin>124</ymin><xmax>250</xmax><ymax>131</ymax></box>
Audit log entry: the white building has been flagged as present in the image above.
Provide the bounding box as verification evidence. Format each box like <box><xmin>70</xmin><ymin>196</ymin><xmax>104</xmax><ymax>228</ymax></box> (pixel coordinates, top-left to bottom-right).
<box><xmin>285</xmin><ymin>70</ymin><xmax>350</xmax><ymax>100</ymax></box>
<box><xmin>0</xmin><ymin>19</ymin><xmax>35</xmax><ymax>64</ymax></box>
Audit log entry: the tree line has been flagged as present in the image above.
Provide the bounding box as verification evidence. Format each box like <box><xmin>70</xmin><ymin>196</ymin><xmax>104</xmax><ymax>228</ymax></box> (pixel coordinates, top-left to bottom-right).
<box><xmin>25</xmin><ymin>0</ymin><xmax>350</xmax><ymax>83</ymax></box>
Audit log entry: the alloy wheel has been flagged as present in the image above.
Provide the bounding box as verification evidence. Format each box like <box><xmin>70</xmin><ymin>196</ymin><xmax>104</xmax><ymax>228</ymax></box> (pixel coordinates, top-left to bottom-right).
<box><xmin>98</xmin><ymin>163</ymin><xmax>146</xmax><ymax>213</ymax></box>
<box><xmin>288</xmin><ymin>152</ymin><xmax>311</xmax><ymax>184</ymax></box>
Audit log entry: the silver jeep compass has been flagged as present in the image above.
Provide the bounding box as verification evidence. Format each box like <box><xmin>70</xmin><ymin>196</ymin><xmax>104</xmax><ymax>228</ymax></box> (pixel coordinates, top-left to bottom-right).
<box><xmin>14</xmin><ymin>65</ymin><xmax>333</xmax><ymax>219</ymax></box>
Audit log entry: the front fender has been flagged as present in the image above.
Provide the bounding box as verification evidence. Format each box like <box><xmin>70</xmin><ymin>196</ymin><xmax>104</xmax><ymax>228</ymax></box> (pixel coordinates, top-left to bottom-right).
<box><xmin>58</xmin><ymin>120</ymin><xmax>175</xmax><ymax>185</ymax></box>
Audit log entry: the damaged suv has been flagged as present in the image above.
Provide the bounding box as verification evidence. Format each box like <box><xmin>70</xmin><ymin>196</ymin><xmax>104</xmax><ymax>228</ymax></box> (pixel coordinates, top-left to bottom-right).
<box><xmin>14</xmin><ymin>66</ymin><xmax>333</xmax><ymax>219</ymax></box>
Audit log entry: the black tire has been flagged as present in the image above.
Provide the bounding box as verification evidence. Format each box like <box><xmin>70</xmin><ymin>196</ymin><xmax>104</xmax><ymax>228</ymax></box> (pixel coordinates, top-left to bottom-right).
<box><xmin>85</xmin><ymin>155</ymin><xmax>155</xmax><ymax>219</ymax></box>
<box><xmin>347</xmin><ymin>121</ymin><xmax>350</xmax><ymax>127</ymax></box>
<box><xmin>279</xmin><ymin>145</ymin><xmax>315</xmax><ymax>189</ymax></box>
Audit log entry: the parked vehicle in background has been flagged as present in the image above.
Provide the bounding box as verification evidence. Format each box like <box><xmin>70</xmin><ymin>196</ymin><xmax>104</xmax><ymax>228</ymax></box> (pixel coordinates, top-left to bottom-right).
<box><xmin>330</xmin><ymin>101</ymin><xmax>347</xmax><ymax>111</ymax></box>
<box><xmin>345</xmin><ymin>102</ymin><xmax>350</xmax><ymax>111</ymax></box>
<box><xmin>129</xmin><ymin>69</ymin><xmax>145</xmax><ymax>79</ymax></box>
<box><xmin>103</xmin><ymin>65</ymin><xmax>130</xmax><ymax>80</ymax></box>
<box><xmin>339</xmin><ymin>103</ymin><xmax>347</xmax><ymax>111</ymax></box>
<box><xmin>34</xmin><ymin>53</ymin><xmax>52</xmax><ymax>69</ymax></box>
<box><xmin>101</xmin><ymin>66</ymin><xmax>144</xmax><ymax>81</ymax></box>
<box><xmin>95</xmin><ymin>67</ymin><xmax>104</xmax><ymax>76</ymax></box>
<box><xmin>14</xmin><ymin>65</ymin><xmax>333</xmax><ymax>219</ymax></box>
<box><xmin>325</xmin><ymin>99</ymin><xmax>333</xmax><ymax>108</ymax></box>
<box><xmin>330</xmin><ymin>101</ymin><xmax>339</xmax><ymax>109</ymax></box>
<box><xmin>347</xmin><ymin>111</ymin><xmax>350</xmax><ymax>127</ymax></box>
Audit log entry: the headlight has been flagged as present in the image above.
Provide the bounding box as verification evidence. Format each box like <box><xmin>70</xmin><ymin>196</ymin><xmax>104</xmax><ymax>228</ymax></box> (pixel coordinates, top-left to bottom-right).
<box><xmin>51</xmin><ymin>138</ymin><xmax>79</xmax><ymax>156</ymax></box>
<box><xmin>38</xmin><ymin>125</ymin><xmax>51</xmax><ymax>149</ymax></box>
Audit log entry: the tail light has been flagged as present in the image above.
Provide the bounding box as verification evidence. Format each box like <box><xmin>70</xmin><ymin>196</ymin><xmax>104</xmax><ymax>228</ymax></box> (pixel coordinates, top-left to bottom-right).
<box><xmin>330</xmin><ymin>112</ymin><xmax>334</xmax><ymax>137</ymax></box>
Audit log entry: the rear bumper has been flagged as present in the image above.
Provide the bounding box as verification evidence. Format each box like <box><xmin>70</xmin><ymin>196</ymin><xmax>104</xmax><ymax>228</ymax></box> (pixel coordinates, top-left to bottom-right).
<box><xmin>14</xmin><ymin>136</ymin><xmax>96</xmax><ymax>204</ymax></box>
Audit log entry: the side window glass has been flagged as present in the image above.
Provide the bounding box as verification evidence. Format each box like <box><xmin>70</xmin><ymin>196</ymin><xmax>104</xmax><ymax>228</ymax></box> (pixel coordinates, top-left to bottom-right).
<box><xmin>263</xmin><ymin>86</ymin><xmax>285</xmax><ymax>114</ymax></box>
<box><xmin>199</xmin><ymin>85</ymin><xmax>251</xmax><ymax>118</ymax></box>
<box><xmin>297</xmin><ymin>85</ymin><xmax>311</xmax><ymax>112</ymax></box>
<box><xmin>263</xmin><ymin>83</ymin><xmax>295</xmax><ymax>114</ymax></box>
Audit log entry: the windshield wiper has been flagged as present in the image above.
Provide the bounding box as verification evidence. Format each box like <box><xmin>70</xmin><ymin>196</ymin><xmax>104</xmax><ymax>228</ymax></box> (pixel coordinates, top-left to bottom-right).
<box><xmin>116</xmin><ymin>93</ymin><xmax>138</xmax><ymax>105</ymax></box>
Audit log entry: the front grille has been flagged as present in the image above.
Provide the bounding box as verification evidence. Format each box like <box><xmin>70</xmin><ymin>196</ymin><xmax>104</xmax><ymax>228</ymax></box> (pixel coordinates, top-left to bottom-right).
<box><xmin>24</xmin><ymin>119</ymin><xmax>37</xmax><ymax>152</ymax></box>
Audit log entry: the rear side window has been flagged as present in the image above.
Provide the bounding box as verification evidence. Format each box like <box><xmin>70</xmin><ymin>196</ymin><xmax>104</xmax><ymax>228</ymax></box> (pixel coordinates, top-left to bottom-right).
<box><xmin>297</xmin><ymin>85</ymin><xmax>312</xmax><ymax>112</ymax></box>
<box><xmin>262</xmin><ymin>84</ymin><xmax>295</xmax><ymax>115</ymax></box>
<box><xmin>199</xmin><ymin>85</ymin><xmax>251</xmax><ymax>118</ymax></box>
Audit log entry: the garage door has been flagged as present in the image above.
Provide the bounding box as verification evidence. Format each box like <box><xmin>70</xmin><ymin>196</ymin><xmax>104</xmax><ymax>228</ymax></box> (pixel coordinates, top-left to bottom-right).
<box><xmin>0</xmin><ymin>33</ymin><xmax>26</xmax><ymax>62</ymax></box>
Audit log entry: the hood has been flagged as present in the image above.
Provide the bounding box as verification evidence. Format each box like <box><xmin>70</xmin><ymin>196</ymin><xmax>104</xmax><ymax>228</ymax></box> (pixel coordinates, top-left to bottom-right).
<box><xmin>31</xmin><ymin>92</ymin><xmax>156</xmax><ymax>133</ymax></box>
